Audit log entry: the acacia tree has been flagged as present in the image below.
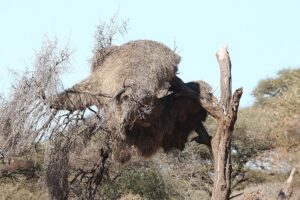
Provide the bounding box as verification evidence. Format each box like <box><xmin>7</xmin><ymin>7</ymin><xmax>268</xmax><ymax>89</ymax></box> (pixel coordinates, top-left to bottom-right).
<box><xmin>0</xmin><ymin>39</ymin><xmax>115</xmax><ymax>199</ymax></box>
<box><xmin>0</xmin><ymin>17</ymin><xmax>243</xmax><ymax>200</ymax></box>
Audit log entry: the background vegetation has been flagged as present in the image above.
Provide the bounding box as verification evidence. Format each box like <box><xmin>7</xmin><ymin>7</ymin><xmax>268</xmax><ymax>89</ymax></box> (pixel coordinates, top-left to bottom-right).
<box><xmin>0</xmin><ymin>68</ymin><xmax>299</xmax><ymax>200</ymax></box>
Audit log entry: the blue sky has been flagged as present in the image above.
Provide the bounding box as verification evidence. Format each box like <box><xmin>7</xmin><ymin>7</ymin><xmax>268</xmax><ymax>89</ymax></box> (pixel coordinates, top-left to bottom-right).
<box><xmin>1</xmin><ymin>0</ymin><xmax>300</xmax><ymax>107</ymax></box>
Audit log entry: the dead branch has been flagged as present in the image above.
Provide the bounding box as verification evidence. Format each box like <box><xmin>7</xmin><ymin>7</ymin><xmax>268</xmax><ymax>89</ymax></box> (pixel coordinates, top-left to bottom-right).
<box><xmin>277</xmin><ymin>168</ymin><xmax>296</xmax><ymax>200</ymax></box>
<box><xmin>0</xmin><ymin>39</ymin><xmax>71</xmax><ymax>156</ymax></box>
<box><xmin>210</xmin><ymin>46</ymin><xmax>243</xmax><ymax>200</ymax></box>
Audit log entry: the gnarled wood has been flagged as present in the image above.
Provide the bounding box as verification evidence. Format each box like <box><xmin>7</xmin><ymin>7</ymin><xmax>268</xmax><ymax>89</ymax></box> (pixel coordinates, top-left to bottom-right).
<box><xmin>211</xmin><ymin>46</ymin><xmax>243</xmax><ymax>200</ymax></box>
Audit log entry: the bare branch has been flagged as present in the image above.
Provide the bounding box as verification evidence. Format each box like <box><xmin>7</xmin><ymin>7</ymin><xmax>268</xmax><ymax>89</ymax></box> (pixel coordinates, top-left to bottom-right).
<box><xmin>277</xmin><ymin>168</ymin><xmax>296</xmax><ymax>200</ymax></box>
<box><xmin>216</xmin><ymin>45</ymin><xmax>232</xmax><ymax>114</ymax></box>
<box><xmin>0</xmin><ymin>38</ymin><xmax>71</xmax><ymax>156</ymax></box>
<box><xmin>211</xmin><ymin>45</ymin><xmax>243</xmax><ymax>200</ymax></box>
<box><xmin>94</xmin><ymin>14</ymin><xmax>128</xmax><ymax>52</ymax></box>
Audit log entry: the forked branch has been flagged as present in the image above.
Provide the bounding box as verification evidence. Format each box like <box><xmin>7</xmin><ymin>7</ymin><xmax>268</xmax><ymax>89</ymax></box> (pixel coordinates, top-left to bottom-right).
<box><xmin>211</xmin><ymin>45</ymin><xmax>243</xmax><ymax>200</ymax></box>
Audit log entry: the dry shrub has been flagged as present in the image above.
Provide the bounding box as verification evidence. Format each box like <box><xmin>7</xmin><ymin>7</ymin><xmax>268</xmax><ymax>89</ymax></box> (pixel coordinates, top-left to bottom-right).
<box><xmin>0</xmin><ymin>181</ymin><xmax>47</xmax><ymax>200</ymax></box>
<box><xmin>99</xmin><ymin>164</ymin><xmax>169</xmax><ymax>200</ymax></box>
<box><xmin>251</xmin><ymin>68</ymin><xmax>300</xmax><ymax>148</ymax></box>
<box><xmin>152</xmin><ymin>146</ymin><xmax>212</xmax><ymax>200</ymax></box>
<box><xmin>232</xmin><ymin>179</ymin><xmax>300</xmax><ymax>200</ymax></box>
<box><xmin>0</xmin><ymin>159</ymin><xmax>38</xmax><ymax>182</ymax></box>
<box><xmin>118</xmin><ymin>193</ymin><xmax>142</xmax><ymax>200</ymax></box>
<box><xmin>242</xmin><ymin>190</ymin><xmax>270</xmax><ymax>200</ymax></box>
<box><xmin>0</xmin><ymin>39</ymin><xmax>70</xmax><ymax>156</ymax></box>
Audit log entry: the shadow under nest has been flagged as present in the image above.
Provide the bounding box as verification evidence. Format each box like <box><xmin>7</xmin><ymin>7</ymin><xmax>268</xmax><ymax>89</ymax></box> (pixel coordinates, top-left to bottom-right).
<box><xmin>114</xmin><ymin>83</ymin><xmax>211</xmax><ymax>162</ymax></box>
<box><xmin>50</xmin><ymin>40</ymin><xmax>214</xmax><ymax>163</ymax></box>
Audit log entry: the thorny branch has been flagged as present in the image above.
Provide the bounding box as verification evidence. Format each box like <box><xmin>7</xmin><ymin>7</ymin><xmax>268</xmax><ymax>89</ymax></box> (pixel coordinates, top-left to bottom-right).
<box><xmin>0</xmin><ymin>17</ymin><xmax>132</xmax><ymax>200</ymax></box>
<box><xmin>94</xmin><ymin>14</ymin><xmax>128</xmax><ymax>51</ymax></box>
<box><xmin>0</xmin><ymin>39</ymin><xmax>72</xmax><ymax>156</ymax></box>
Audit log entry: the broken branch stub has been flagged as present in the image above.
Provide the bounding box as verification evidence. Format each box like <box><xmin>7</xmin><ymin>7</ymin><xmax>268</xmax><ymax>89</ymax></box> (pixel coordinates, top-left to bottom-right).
<box><xmin>216</xmin><ymin>45</ymin><xmax>232</xmax><ymax>114</ymax></box>
<box><xmin>211</xmin><ymin>45</ymin><xmax>243</xmax><ymax>200</ymax></box>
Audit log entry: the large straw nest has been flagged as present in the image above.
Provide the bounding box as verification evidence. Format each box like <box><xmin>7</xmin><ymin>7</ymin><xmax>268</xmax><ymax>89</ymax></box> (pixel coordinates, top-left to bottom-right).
<box><xmin>90</xmin><ymin>40</ymin><xmax>180</xmax><ymax>96</ymax></box>
<box><xmin>50</xmin><ymin>40</ymin><xmax>213</xmax><ymax>161</ymax></box>
<box><xmin>51</xmin><ymin>40</ymin><xmax>180</xmax><ymax>111</ymax></box>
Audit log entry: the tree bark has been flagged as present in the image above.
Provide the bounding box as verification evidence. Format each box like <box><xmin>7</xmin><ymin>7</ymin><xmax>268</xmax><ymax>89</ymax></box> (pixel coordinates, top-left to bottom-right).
<box><xmin>211</xmin><ymin>46</ymin><xmax>243</xmax><ymax>200</ymax></box>
<box><xmin>168</xmin><ymin>45</ymin><xmax>242</xmax><ymax>200</ymax></box>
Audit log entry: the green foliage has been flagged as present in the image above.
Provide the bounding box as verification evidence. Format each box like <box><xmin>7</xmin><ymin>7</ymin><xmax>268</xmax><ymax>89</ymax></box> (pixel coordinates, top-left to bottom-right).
<box><xmin>100</xmin><ymin>167</ymin><xmax>169</xmax><ymax>200</ymax></box>
<box><xmin>253</xmin><ymin>68</ymin><xmax>300</xmax><ymax>103</ymax></box>
<box><xmin>250</xmin><ymin>68</ymin><xmax>300</xmax><ymax>148</ymax></box>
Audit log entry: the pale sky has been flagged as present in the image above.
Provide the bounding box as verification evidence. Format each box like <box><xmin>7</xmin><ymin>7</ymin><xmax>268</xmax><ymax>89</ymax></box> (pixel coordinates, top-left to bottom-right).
<box><xmin>1</xmin><ymin>0</ymin><xmax>300</xmax><ymax>107</ymax></box>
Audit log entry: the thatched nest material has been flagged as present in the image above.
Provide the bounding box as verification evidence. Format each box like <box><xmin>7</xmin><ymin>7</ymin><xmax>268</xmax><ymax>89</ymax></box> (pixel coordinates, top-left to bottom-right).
<box><xmin>51</xmin><ymin>40</ymin><xmax>180</xmax><ymax>111</ymax></box>
<box><xmin>50</xmin><ymin>40</ymin><xmax>213</xmax><ymax>161</ymax></box>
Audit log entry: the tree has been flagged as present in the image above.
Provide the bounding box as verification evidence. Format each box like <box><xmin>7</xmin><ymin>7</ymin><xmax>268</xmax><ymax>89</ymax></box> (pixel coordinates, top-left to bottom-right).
<box><xmin>0</xmin><ymin>17</ymin><xmax>243</xmax><ymax>200</ymax></box>
<box><xmin>252</xmin><ymin>68</ymin><xmax>300</xmax><ymax>148</ymax></box>
<box><xmin>210</xmin><ymin>47</ymin><xmax>242</xmax><ymax>200</ymax></box>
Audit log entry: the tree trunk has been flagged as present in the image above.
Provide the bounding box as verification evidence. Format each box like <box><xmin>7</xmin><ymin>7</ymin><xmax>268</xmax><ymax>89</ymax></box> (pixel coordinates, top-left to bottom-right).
<box><xmin>211</xmin><ymin>46</ymin><xmax>243</xmax><ymax>200</ymax></box>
